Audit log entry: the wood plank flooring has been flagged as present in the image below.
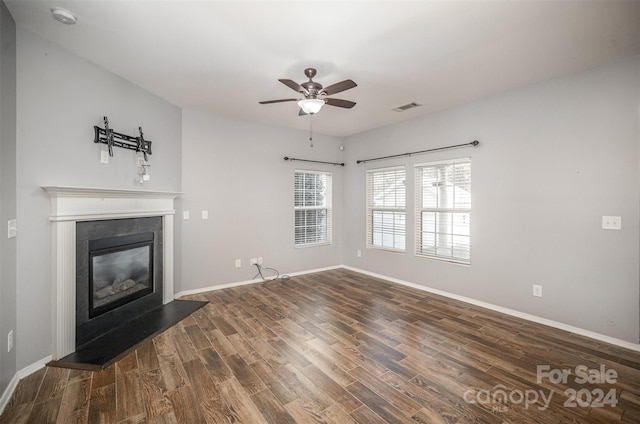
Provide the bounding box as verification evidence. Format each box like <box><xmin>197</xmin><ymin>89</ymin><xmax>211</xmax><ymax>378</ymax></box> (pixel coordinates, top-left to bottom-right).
<box><xmin>1</xmin><ymin>268</ymin><xmax>639</xmax><ymax>423</ymax></box>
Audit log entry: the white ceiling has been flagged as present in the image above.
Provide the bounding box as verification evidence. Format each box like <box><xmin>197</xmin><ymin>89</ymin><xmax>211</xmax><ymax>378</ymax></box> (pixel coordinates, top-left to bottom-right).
<box><xmin>6</xmin><ymin>0</ymin><xmax>640</xmax><ymax>137</ymax></box>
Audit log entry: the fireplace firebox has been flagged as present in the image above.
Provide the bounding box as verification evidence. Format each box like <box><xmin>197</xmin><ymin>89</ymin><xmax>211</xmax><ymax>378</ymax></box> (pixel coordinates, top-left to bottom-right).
<box><xmin>88</xmin><ymin>232</ymin><xmax>154</xmax><ymax>318</ymax></box>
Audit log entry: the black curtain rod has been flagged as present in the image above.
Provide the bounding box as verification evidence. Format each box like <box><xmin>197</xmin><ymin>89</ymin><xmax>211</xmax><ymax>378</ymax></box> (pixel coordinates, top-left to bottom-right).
<box><xmin>284</xmin><ymin>156</ymin><xmax>345</xmax><ymax>167</ymax></box>
<box><xmin>356</xmin><ymin>140</ymin><xmax>479</xmax><ymax>164</ymax></box>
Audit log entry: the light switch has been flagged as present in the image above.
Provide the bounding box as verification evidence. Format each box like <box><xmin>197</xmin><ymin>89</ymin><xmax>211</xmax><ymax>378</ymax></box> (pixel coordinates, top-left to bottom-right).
<box><xmin>183</xmin><ymin>211</ymin><xmax>190</xmax><ymax>220</ymax></box>
<box><xmin>202</xmin><ymin>210</ymin><xmax>209</xmax><ymax>220</ymax></box>
<box><xmin>7</xmin><ymin>220</ymin><xmax>16</xmax><ymax>239</ymax></box>
<box><xmin>602</xmin><ymin>216</ymin><xmax>621</xmax><ymax>230</ymax></box>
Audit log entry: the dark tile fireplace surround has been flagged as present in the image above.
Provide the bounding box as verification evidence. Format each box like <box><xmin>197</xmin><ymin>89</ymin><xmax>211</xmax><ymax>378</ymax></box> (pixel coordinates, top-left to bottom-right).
<box><xmin>76</xmin><ymin>217</ymin><xmax>163</xmax><ymax>348</ymax></box>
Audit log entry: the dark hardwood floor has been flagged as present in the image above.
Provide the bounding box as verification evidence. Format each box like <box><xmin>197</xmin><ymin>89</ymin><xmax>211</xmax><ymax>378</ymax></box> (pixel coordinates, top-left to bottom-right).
<box><xmin>1</xmin><ymin>268</ymin><xmax>639</xmax><ymax>423</ymax></box>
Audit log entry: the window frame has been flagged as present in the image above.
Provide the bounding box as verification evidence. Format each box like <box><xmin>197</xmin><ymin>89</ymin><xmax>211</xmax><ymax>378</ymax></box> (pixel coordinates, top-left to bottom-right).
<box><xmin>366</xmin><ymin>166</ymin><xmax>406</xmax><ymax>252</ymax></box>
<box><xmin>415</xmin><ymin>158</ymin><xmax>471</xmax><ymax>264</ymax></box>
<box><xmin>294</xmin><ymin>169</ymin><xmax>332</xmax><ymax>248</ymax></box>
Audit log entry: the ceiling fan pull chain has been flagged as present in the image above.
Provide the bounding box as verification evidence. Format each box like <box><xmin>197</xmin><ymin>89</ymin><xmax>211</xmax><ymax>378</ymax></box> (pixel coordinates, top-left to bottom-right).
<box><xmin>309</xmin><ymin>115</ymin><xmax>313</xmax><ymax>148</ymax></box>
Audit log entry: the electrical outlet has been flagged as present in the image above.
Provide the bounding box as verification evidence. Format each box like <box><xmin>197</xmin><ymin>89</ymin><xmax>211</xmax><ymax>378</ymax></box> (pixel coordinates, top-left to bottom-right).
<box><xmin>7</xmin><ymin>330</ymin><xmax>13</xmax><ymax>352</ymax></box>
<box><xmin>100</xmin><ymin>150</ymin><xmax>109</xmax><ymax>164</ymax></box>
<box><xmin>357</xmin><ymin>250</ymin><xmax>362</xmax><ymax>258</ymax></box>
<box><xmin>202</xmin><ymin>210</ymin><xmax>209</xmax><ymax>220</ymax></box>
<box><xmin>602</xmin><ymin>216</ymin><xmax>621</xmax><ymax>230</ymax></box>
<box><xmin>257</xmin><ymin>257</ymin><xmax>263</xmax><ymax>265</ymax></box>
<box><xmin>250</xmin><ymin>258</ymin><xmax>258</xmax><ymax>265</ymax></box>
<box><xmin>235</xmin><ymin>259</ymin><xmax>241</xmax><ymax>268</ymax></box>
<box><xmin>183</xmin><ymin>211</ymin><xmax>190</xmax><ymax>220</ymax></box>
<box><xmin>533</xmin><ymin>284</ymin><xmax>542</xmax><ymax>297</ymax></box>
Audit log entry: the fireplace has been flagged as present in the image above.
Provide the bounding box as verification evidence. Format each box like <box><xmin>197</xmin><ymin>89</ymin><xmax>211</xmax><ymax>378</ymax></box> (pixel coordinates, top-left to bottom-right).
<box><xmin>44</xmin><ymin>186</ymin><xmax>179</xmax><ymax>359</ymax></box>
<box><xmin>89</xmin><ymin>232</ymin><xmax>154</xmax><ymax>318</ymax></box>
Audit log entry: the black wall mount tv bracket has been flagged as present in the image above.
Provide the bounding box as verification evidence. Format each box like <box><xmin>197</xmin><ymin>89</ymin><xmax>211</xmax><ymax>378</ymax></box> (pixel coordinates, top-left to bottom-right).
<box><xmin>94</xmin><ymin>116</ymin><xmax>153</xmax><ymax>160</ymax></box>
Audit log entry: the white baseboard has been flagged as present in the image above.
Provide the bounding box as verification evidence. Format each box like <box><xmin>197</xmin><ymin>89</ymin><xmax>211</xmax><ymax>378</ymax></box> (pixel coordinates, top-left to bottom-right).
<box><xmin>174</xmin><ymin>264</ymin><xmax>343</xmax><ymax>299</ymax></box>
<box><xmin>0</xmin><ymin>374</ymin><xmax>19</xmax><ymax>416</ymax></box>
<box><xmin>342</xmin><ymin>265</ymin><xmax>640</xmax><ymax>353</ymax></box>
<box><xmin>0</xmin><ymin>355</ymin><xmax>51</xmax><ymax>415</ymax></box>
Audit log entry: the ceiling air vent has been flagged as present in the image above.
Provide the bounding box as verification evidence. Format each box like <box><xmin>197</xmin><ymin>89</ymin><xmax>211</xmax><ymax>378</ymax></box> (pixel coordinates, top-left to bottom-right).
<box><xmin>392</xmin><ymin>102</ymin><xmax>422</xmax><ymax>112</ymax></box>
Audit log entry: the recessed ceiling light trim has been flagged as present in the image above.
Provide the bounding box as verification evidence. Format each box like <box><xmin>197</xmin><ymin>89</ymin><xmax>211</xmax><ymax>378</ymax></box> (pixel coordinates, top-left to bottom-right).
<box><xmin>51</xmin><ymin>8</ymin><xmax>77</xmax><ymax>25</ymax></box>
<box><xmin>392</xmin><ymin>102</ymin><xmax>421</xmax><ymax>112</ymax></box>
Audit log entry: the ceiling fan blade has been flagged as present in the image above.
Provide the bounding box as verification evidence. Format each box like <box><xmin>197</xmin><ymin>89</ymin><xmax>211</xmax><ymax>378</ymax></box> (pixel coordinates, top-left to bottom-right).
<box><xmin>325</xmin><ymin>98</ymin><xmax>356</xmax><ymax>109</ymax></box>
<box><xmin>259</xmin><ymin>98</ymin><xmax>298</xmax><ymax>104</ymax></box>
<box><xmin>279</xmin><ymin>79</ymin><xmax>305</xmax><ymax>93</ymax></box>
<box><xmin>321</xmin><ymin>79</ymin><xmax>357</xmax><ymax>96</ymax></box>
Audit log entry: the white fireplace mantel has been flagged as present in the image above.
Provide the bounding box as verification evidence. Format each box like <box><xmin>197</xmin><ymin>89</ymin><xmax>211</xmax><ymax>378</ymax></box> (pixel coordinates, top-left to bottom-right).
<box><xmin>43</xmin><ymin>185</ymin><xmax>181</xmax><ymax>359</ymax></box>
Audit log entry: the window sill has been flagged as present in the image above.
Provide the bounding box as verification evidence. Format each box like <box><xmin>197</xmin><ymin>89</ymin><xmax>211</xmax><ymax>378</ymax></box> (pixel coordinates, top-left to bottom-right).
<box><xmin>366</xmin><ymin>246</ymin><xmax>406</xmax><ymax>254</ymax></box>
<box><xmin>295</xmin><ymin>242</ymin><xmax>332</xmax><ymax>249</ymax></box>
<box><xmin>415</xmin><ymin>253</ymin><xmax>470</xmax><ymax>266</ymax></box>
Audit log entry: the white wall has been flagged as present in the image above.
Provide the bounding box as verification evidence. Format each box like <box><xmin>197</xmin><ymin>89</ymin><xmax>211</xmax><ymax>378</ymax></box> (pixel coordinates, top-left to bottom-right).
<box><xmin>180</xmin><ymin>108</ymin><xmax>344</xmax><ymax>292</ymax></box>
<box><xmin>343</xmin><ymin>57</ymin><xmax>640</xmax><ymax>343</ymax></box>
<box><xmin>15</xmin><ymin>29</ymin><xmax>182</xmax><ymax>368</ymax></box>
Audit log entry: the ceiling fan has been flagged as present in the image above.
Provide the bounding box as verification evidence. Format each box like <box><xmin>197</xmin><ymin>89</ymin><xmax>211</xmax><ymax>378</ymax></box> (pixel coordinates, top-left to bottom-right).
<box><xmin>259</xmin><ymin>68</ymin><xmax>357</xmax><ymax>115</ymax></box>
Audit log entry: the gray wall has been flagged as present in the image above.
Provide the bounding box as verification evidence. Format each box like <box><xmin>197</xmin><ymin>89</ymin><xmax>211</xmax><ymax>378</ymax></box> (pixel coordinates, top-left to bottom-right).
<box><xmin>0</xmin><ymin>0</ymin><xmax>16</xmax><ymax>396</ymax></box>
<box><xmin>180</xmin><ymin>108</ymin><xmax>344</xmax><ymax>292</ymax></box>
<box><xmin>343</xmin><ymin>57</ymin><xmax>640</xmax><ymax>343</ymax></box>
<box><xmin>15</xmin><ymin>28</ymin><xmax>182</xmax><ymax>368</ymax></box>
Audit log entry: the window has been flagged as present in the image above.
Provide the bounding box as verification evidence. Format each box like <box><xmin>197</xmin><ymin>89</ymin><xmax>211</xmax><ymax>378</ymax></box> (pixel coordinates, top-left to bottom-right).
<box><xmin>415</xmin><ymin>158</ymin><xmax>471</xmax><ymax>263</ymax></box>
<box><xmin>294</xmin><ymin>170</ymin><xmax>332</xmax><ymax>247</ymax></box>
<box><xmin>366</xmin><ymin>166</ymin><xmax>406</xmax><ymax>251</ymax></box>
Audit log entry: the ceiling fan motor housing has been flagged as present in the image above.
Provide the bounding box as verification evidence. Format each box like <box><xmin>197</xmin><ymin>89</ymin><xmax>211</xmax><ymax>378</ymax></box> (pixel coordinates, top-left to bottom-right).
<box><xmin>302</xmin><ymin>82</ymin><xmax>322</xmax><ymax>96</ymax></box>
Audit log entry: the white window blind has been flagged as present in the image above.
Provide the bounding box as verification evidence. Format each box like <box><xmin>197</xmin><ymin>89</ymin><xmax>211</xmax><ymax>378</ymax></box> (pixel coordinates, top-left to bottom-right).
<box><xmin>366</xmin><ymin>166</ymin><xmax>406</xmax><ymax>251</ymax></box>
<box><xmin>415</xmin><ymin>158</ymin><xmax>471</xmax><ymax>263</ymax></box>
<box><xmin>294</xmin><ymin>170</ymin><xmax>332</xmax><ymax>247</ymax></box>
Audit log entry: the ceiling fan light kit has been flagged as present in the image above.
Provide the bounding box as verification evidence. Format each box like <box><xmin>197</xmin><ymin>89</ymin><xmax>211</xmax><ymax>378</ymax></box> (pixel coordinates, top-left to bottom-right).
<box><xmin>298</xmin><ymin>98</ymin><xmax>324</xmax><ymax>114</ymax></box>
<box><xmin>260</xmin><ymin>68</ymin><xmax>357</xmax><ymax>116</ymax></box>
